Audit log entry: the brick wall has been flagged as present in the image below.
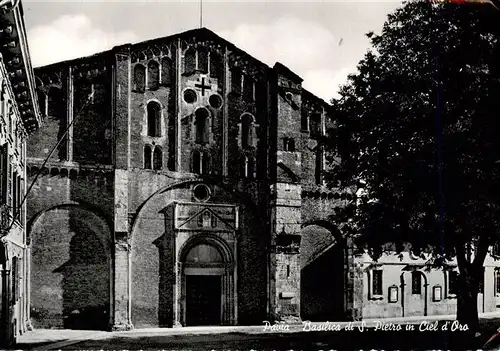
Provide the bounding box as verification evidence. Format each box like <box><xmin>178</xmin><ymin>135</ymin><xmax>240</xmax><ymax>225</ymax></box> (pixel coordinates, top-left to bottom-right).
<box><xmin>72</xmin><ymin>73</ymin><xmax>112</xmax><ymax>164</ymax></box>
<box><xmin>29</xmin><ymin>205</ymin><xmax>112</xmax><ymax>329</ymax></box>
<box><xmin>33</xmin><ymin>57</ymin><xmax>113</xmax><ymax>165</ymax></box>
<box><xmin>129</xmin><ymin>174</ymin><xmax>267</xmax><ymax>327</ymax></box>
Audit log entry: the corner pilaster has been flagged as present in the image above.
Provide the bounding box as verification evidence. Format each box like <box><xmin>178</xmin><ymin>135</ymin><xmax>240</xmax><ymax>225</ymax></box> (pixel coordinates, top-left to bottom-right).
<box><xmin>112</xmin><ymin>232</ymin><xmax>133</xmax><ymax>331</ymax></box>
<box><xmin>269</xmin><ymin>182</ymin><xmax>302</xmax><ymax>323</ymax></box>
<box><xmin>111</xmin><ymin>45</ymin><xmax>133</xmax><ymax>331</ymax></box>
<box><xmin>345</xmin><ymin>237</ymin><xmax>363</xmax><ymax>321</ymax></box>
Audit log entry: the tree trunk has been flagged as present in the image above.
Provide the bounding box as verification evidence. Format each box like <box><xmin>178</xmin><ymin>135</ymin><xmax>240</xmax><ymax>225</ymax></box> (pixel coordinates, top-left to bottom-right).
<box><xmin>456</xmin><ymin>266</ymin><xmax>480</xmax><ymax>334</ymax></box>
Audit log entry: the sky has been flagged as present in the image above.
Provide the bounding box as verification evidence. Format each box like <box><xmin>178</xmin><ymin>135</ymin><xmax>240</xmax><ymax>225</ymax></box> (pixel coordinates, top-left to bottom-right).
<box><xmin>23</xmin><ymin>0</ymin><xmax>404</xmax><ymax>102</ymax></box>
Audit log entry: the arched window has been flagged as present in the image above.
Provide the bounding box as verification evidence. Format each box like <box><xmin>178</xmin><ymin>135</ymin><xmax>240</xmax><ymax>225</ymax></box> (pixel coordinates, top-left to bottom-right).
<box><xmin>148</xmin><ymin>60</ymin><xmax>160</xmax><ymax>90</ymax></box>
<box><xmin>194</xmin><ymin>108</ymin><xmax>210</xmax><ymax>145</ymax></box>
<box><xmin>184</xmin><ymin>48</ymin><xmax>196</xmax><ymax>73</ymax></box>
<box><xmin>147</xmin><ymin>101</ymin><xmax>161</xmax><ymax>137</ymax></box>
<box><xmin>193</xmin><ymin>150</ymin><xmax>201</xmax><ymax>174</ymax></box>
<box><xmin>134</xmin><ymin>64</ymin><xmax>146</xmax><ymax>92</ymax></box>
<box><xmin>144</xmin><ymin>145</ymin><xmax>152</xmax><ymax>169</ymax></box>
<box><xmin>198</xmin><ymin>47</ymin><xmax>208</xmax><ymax>73</ymax></box>
<box><xmin>210</xmin><ymin>52</ymin><xmax>222</xmax><ymax>79</ymax></box>
<box><xmin>241</xmin><ymin>114</ymin><xmax>254</xmax><ymax>149</ymax></box>
<box><xmin>192</xmin><ymin>151</ymin><xmax>209</xmax><ymax>174</ymax></box>
<box><xmin>153</xmin><ymin>146</ymin><xmax>163</xmax><ymax>170</ymax></box>
<box><xmin>161</xmin><ymin>57</ymin><xmax>172</xmax><ymax>86</ymax></box>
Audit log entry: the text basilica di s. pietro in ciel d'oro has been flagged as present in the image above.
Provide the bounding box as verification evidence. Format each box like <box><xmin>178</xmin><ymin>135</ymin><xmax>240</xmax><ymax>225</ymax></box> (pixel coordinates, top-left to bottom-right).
<box><xmin>262</xmin><ymin>320</ymin><xmax>470</xmax><ymax>333</ymax></box>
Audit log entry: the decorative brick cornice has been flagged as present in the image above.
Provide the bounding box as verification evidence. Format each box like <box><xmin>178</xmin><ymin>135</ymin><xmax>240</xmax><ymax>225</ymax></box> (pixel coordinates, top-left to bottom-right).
<box><xmin>0</xmin><ymin>0</ymin><xmax>41</xmax><ymax>134</ymax></box>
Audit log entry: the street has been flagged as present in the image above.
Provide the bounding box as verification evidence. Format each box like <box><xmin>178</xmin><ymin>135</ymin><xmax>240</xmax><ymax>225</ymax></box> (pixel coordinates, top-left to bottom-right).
<box><xmin>17</xmin><ymin>319</ymin><xmax>500</xmax><ymax>351</ymax></box>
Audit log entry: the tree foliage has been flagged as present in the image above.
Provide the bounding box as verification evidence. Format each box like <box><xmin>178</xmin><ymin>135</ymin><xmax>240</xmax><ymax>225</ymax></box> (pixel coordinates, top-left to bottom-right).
<box><xmin>326</xmin><ymin>0</ymin><xmax>500</xmax><ymax>330</ymax></box>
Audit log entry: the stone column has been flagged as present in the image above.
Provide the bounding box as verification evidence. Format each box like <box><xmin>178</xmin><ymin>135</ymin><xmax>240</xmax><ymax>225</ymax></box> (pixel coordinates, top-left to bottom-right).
<box><xmin>173</xmin><ymin>262</ymin><xmax>182</xmax><ymax>327</ymax></box>
<box><xmin>111</xmin><ymin>169</ymin><xmax>132</xmax><ymax>330</ymax></box>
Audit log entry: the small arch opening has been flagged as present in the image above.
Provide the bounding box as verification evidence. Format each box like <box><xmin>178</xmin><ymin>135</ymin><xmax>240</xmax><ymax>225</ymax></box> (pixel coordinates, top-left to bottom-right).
<box><xmin>194</xmin><ymin>108</ymin><xmax>210</xmax><ymax>145</ymax></box>
<box><xmin>147</xmin><ymin>101</ymin><xmax>162</xmax><ymax>137</ymax></box>
<box><xmin>241</xmin><ymin>114</ymin><xmax>254</xmax><ymax>150</ymax></box>
<box><xmin>161</xmin><ymin>57</ymin><xmax>173</xmax><ymax>86</ymax></box>
<box><xmin>153</xmin><ymin>146</ymin><xmax>163</xmax><ymax>170</ymax></box>
<box><xmin>184</xmin><ymin>48</ymin><xmax>196</xmax><ymax>73</ymax></box>
<box><xmin>144</xmin><ymin>145</ymin><xmax>152</xmax><ymax>169</ymax></box>
<box><xmin>147</xmin><ymin>60</ymin><xmax>160</xmax><ymax>90</ymax></box>
<box><xmin>134</xmin><ymin>64</ymin><xmax>146</xmax><ymax>92</ymax></box>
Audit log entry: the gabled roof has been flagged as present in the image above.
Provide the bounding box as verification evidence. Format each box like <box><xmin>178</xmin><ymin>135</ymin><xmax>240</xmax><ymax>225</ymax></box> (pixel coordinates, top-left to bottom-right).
<box><xmin>35</xmin><ymin>27</ymin><xmax>269</xmax><ymax>74</ymax></box>
<box><xmin>34</xmin><ymin>26</ymin><xmax>328</xmax><ymax>106</ymax></box>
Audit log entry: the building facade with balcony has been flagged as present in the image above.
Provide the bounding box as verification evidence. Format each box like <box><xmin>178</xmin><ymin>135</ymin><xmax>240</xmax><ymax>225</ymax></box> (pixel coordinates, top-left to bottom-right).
<box><xmin>0</xmin><ymin>0</ymin><xmax>41</xmax><ymax>346</ymax></box>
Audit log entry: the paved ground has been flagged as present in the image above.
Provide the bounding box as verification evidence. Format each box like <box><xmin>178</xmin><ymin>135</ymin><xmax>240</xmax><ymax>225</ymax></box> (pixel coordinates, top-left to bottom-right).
<box><xmin>13</xmin><ymin>313</ymin><xmax>500</xmax><ymax>350</ymax></box>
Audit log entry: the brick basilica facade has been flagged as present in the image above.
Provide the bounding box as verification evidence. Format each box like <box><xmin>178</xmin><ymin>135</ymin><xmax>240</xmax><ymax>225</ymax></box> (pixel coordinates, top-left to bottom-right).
<box><xmin>25</xmin><ymin>26</ymin><xmax>500</xmax><ymax>332</ymax></box>
<box><xmin>26</xmin><ymin>28</ymin><xmax>355</xmax><ymax>330</ymax></box>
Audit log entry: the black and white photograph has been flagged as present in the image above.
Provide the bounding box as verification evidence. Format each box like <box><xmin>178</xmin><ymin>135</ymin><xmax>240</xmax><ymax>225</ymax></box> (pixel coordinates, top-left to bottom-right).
<box><xmin>4</xmin><ymin>0</ymin><xmax>500</xmax><ymax>349</ymax></box>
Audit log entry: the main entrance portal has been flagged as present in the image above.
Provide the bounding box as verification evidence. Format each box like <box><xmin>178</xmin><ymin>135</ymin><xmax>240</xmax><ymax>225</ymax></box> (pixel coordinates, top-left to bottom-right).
<box><xmin>186</xmin><ymin>275</ymin><xmax>221</xmax><ymax>326</ymax></box>
<box><xmin>173</xmin><ymin>201</ymin><xmax>239</xmax><ymax>327</ymax></box>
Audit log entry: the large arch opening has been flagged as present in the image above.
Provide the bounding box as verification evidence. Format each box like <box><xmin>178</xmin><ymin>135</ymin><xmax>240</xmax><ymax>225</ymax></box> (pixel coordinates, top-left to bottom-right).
<box><xmin>29</xmin><ymin>205</ymin><xmax>112</xmax><ymax>330</ymax></box>
<box><xmin>300</xmin><ymin>223</ymin><xmax>346</xmax><ymax>321</ymax></box>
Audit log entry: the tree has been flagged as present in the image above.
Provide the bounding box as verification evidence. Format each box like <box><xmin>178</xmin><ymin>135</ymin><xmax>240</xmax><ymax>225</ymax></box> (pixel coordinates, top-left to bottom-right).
<box><xmin>326</xmin><ymin>0</ymin><xmax>500</xmax><ymax>334</ymax></box>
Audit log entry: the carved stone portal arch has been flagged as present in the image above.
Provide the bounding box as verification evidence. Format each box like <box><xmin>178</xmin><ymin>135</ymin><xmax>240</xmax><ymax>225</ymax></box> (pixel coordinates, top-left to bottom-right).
<box><xmin>175</xmin><ymin>230</ymin><xmax>237</xmax><ymax>327</ymax></box>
